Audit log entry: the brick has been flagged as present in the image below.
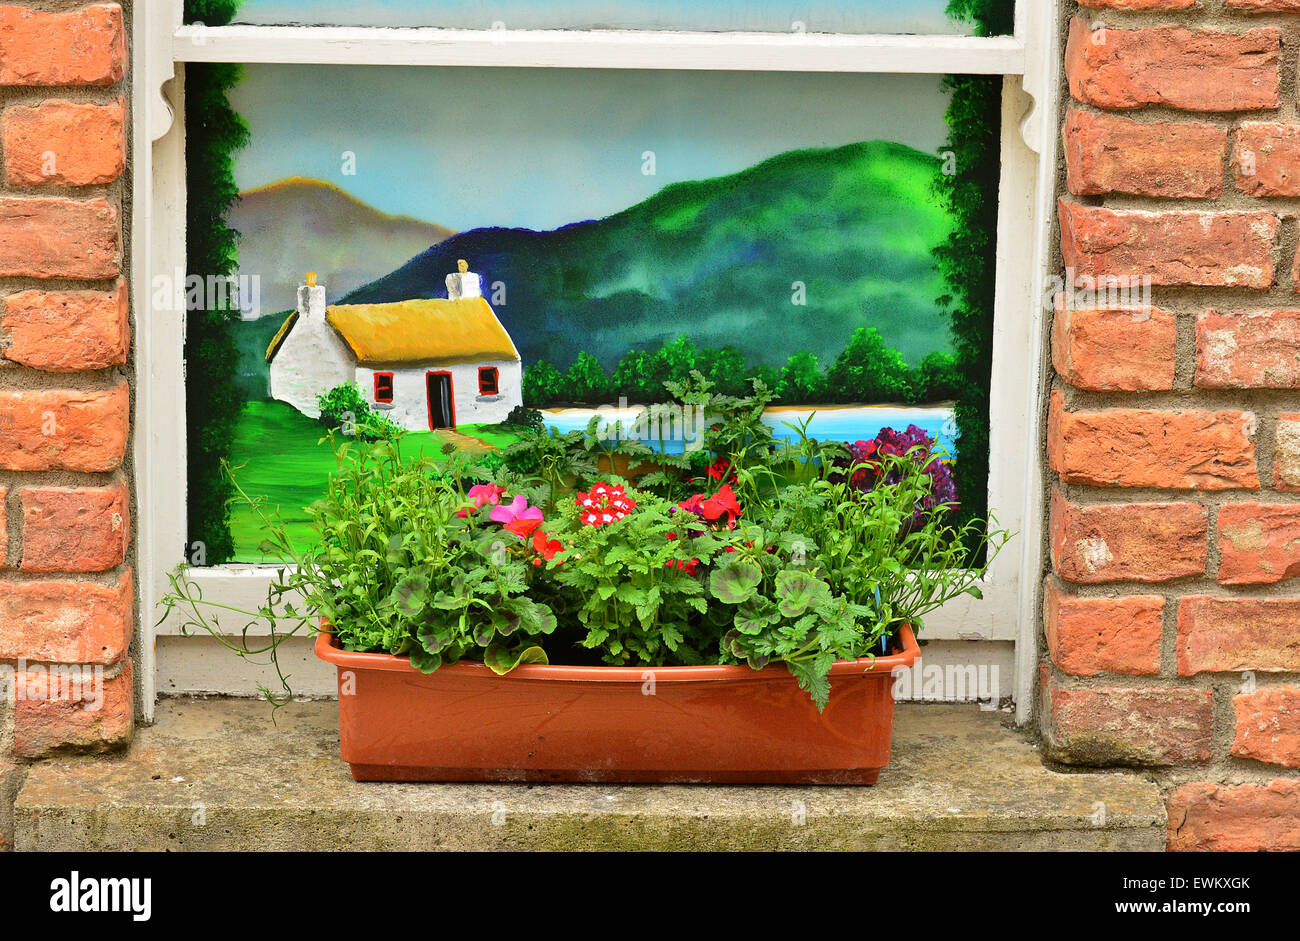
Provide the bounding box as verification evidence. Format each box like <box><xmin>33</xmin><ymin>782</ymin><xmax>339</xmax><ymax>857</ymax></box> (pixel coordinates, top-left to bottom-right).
<box><xmin>1276</xmin><ymin>414</ymin><xmax>1300</xmax><ymax>492</ymax></box>
<box><xmin>1059</xmin><ymin>201</ymin><xmax>1276</xmax><ymax>290</ymax></box>
<box><xmin>0</xmin><ymin>484</ymin><xmax>5</xmax><ymax>568</ymax></box>
<box><xmin>1233</xmin><ymin>688</ymin><xmax>1300</xmax><ymax>768</ymax></box>
<box><xmin>1048</xmin><ymin>391</ymin><xmax>1260</xmax><ymax>491</ymax></box>
<box><xmin>0</xmin><ymin>757</ymin><xmax>16</xmax><ymax>851</ymax></box>
<box><xmin>1064</xmin><ymin>109</ymin><xmax>1225</xmax><ymax>198</ymax></box>
<box><xmin>1196</xmin><ymin>310</ymin><xmax>1300</xmax><ymax>388</ymax></box>
<box><xmin>0</xmin><ymin>4</ymin><xmax>124</xmax><ymax>86</ymax></box>
<box><xmin>1044</xmin><ymin>578</ymin><xmax>1163</xmax><ymax>676</ymax></box>
<box><xmin>1065</xmin><ymin>16</ymin><xmax>1279</xmax><ymax>112</ymax></box>
<box><xmin>1043</xmin><ymin>678</ymin><xmax>1213</xmax><ymax>766</ymax></box>
<box><xmin>20</xmin><ymin>481</ymin><xmax>129</xmax><ymax>573</ymax></box>
<box><xmin>0</xmin><ymin>382</ymin><xmax>128</xmax><ymax>472</ymax></box>
<box><xmin>1</xmin><ymin>281</ymin><xmax>128</xmax><ymax>371</ymax></box>
<box><xmin>13</xmin><ymin>660</ymin><xmax>132</xmax><ymax>758</ymax></box>
<box><xmin>1217</xmin><ymin>503</ymin><xmax>1300</xmax><ymax>585</ymax></box>
<box><xmin>1168</xmin><ymin>780</ymin><xmax>1300</xmax><ymax>852</ymax></box>
<box><xmin>2</xmin><ymin>97</ymin><xmax>125</xmax><ymax>186</ymax></box>
<box><xmin>1234</xmin><ymin>123</ymin><xmax>1300</xmax><ymax>197</ymax></box>
<box><xmin>1051</xmin><ymin>490</ymin><xmax>1207</xmax><ymax>583</ymax></box>
<box><xmin>1227</xmin><ymin>0</ymin><xmax>1300</xmax><ymax>10</ymax></box>
<box><xmin>1053</xmin><ymin>306</ymin><xmax>1176</xmax><ymax>391</ymax></box>
<box><xmin>0</xmin><ymin>571</ymin><xmax>131</xmax><ymax>664</ymax></box>
<box><xmin>1089</xmin><ymin>0</ymin><xmax>1195</xmax><ymax>6</ymax></box>
<box><xmin>0</xmin><ymin>197</ymin><xmax>119</xmax><ymax>279</ymax></box>
<box><xmin>1178</xmin><ymin>597</ymin><xmax>1300</xmax><ymax>674</ymax></box>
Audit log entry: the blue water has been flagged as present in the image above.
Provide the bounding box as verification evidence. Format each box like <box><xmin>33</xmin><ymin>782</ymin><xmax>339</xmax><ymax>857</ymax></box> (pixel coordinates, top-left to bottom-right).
<box><xmin>541</xmin><ymin>404</ymin><xmax>957</xmax><ymax>459</ymax></box>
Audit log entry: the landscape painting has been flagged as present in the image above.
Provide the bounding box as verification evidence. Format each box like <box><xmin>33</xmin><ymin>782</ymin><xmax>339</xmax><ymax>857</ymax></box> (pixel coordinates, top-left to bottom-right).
<box><xmin>221</xmin><ymin>64</ymin><xmax>966</xmax><ymax>561</ymax></box>
<box><xmin>232</xmin><ymin>0</ymin><xmax>970</xmax><ymax>34</ymax></box>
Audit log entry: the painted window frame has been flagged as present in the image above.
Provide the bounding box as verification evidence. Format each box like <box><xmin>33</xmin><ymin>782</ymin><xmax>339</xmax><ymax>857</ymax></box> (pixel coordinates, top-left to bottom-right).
<box><xmin>373</xmin><ymin>371</ymin><xmax>395</xmax><ymax>404</ymax></box>
<box><xmin>478</xmin><ymin>367</ymin><xmax>500</xmax><ymax>397</ymax></box>
<box><xmin>137</xmin><ymin>4</ymin><xmax>1060</xmax><ymax>721</ymax></box>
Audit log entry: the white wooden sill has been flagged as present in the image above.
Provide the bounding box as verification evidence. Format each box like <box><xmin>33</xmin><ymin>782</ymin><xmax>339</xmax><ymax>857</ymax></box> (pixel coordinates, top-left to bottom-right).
<box><xmin>172</xmin><ymin>25</ymin><xmax>1027</xmax><ymax>75</ymax></box>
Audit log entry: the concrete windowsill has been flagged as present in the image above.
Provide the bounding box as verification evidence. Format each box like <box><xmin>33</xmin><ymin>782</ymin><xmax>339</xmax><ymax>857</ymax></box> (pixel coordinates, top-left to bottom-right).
<box><xmin>14</xmin><ymin>699</ymin><xmax>1165</xmax><ymax>851</ymax></box>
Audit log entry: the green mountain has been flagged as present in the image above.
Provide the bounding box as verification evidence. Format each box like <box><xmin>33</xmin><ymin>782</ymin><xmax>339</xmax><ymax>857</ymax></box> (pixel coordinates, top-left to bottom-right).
<box><xmin>339</xmin><ymin>140</ymin><xmax>953</xmax><ymax>373</ymax></box>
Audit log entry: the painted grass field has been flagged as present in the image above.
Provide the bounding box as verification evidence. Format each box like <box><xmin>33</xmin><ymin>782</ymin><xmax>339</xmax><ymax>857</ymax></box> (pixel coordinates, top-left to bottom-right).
<box><xmin>227</xmin><ymin>400</ymin><xmax>522</xmax><ymax>562</ymax></box>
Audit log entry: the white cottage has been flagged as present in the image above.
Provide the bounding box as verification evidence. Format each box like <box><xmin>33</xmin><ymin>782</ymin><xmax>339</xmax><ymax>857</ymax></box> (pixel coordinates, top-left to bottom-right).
<box><xmin>266</xmin><ymin>262</ymin><xmax>523</xmax><ymax>430</ymax></box>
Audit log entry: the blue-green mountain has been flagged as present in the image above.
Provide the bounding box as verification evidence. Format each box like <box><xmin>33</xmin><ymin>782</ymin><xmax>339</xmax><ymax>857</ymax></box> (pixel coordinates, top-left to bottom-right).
<box><xmin>340</xmin><ymin>140</ymin><xmax>952</xmax><ymax>372</ymax></box>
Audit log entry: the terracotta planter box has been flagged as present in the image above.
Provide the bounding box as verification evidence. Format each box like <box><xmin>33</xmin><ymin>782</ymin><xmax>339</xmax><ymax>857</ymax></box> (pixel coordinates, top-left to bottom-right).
<box><xmin>315</xmin><ymin>624</ymin><xmax>920</xmax><ymax>785</ymax></box>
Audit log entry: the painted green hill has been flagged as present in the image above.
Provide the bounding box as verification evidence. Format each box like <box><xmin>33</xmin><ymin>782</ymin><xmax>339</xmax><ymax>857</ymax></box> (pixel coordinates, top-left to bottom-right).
<box><xmin>339</xmin><ymin>140</ymin><xmax>953</xmax><ymax>372</ymax></box>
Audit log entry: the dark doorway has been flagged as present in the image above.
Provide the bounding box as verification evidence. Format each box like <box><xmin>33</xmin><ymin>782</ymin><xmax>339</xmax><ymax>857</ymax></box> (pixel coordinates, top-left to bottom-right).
<box><xmin>426</xmin><ymin>371</ymin><xmax>454</xmax><ymax>429</ymax></box>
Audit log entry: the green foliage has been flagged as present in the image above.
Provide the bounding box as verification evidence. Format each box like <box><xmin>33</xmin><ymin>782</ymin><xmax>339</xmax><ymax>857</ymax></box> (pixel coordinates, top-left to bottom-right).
<box><xmin>183</xmin><ymin>0</ymin><xmax>246</xmax><ymax>564</ymax></box>
<box><xmin>937</xmin><ymin>1</ymin><xmax>1009</xmax><ymax>550</ymax></box>
<box><xmin>775</xmin><ymin>351</ymin><xmax>827</xmax><ymax>404</ymax></box>
<box><xmin>565</xmin><ymin>351</ymin><xmax>610</xmax><ymax>401</ymax></box>
<box><xmin>522</xmin><ymin>359</ymin><xmax>565</xmax><ymax>406</ymax></box>
<box><xmin>824</xmin><ymin>328</ymin><xmax>914</xmax><ymax>404</ymax></box>
<box><xmin>185</xmin><ymin>59</ymin><xmax>248</xmax><ymax>566</ymax></box>
<box><xmin>714</xmin><ymin>448</ymin><xmax>1006</xmax><ymax>707</ymax></box>
<box><xmin>946</xmin><ymin>0</ymin><xmax>1015</xmax><ymax>36</ymax></box>
<box><xmin>160</xmin><ymin>435</ymin><xmax>558</xmax><ymax>704</ymax></box>
<box><xmin>541</xmin><ymin>489</ymin><xmax>739</xmax><ymax>666</ymax></box>
<box><xmin>527</xmin><ymin>331</ymin><xmax>957</xmax><ymax>408</ymax></box>
<box><xmin>315</xmin><ymin>382</ymin><xmax>402</xmax><ymax>440</ymax></box>
<box><xmin>161</xmin><ymin>392</ymin><xmax>1009</xmax><ymax>710</ymax></box>
<box><xmin>504</xmin><ymin>405</ymin><xmax>545</xmax><ymax>433</ymax></box>
<box><xmin>185</xmin><ymin>0</ymin><xmax>239</xmax><ymax>25</ymax></box>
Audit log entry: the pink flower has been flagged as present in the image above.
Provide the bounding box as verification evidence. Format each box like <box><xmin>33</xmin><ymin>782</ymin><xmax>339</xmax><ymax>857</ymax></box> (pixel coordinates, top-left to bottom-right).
<box><xmin>458</xmin><ymin>483</ymin><xmax>508</xmax><ymax>517</ymax></box>
<box><xmin>491</xmin><ymin>495</ymin><xmax>544</xmax><ymax>538</ymax></box>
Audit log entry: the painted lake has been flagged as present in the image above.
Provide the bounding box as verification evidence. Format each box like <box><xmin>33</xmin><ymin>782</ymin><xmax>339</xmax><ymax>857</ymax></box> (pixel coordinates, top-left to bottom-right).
<box><xmin>540</xmin><ymin>404</ymin><xmax>957</xmax><ymax>457</ymax></box>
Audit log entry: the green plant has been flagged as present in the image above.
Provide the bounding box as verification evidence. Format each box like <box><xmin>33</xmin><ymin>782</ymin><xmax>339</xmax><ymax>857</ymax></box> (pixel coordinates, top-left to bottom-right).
<box><xmin>160</xmin><ymin>434</ymin><xmax>558</xmax><ymax>704</ymax></box>
<box><xmin>935</xmin><ymin>0</ymin><xmax>1011</xmax><ymax>552</ymax></box>
<box><xmin>161</xmin><ymin>402</ymin><xmax>1009</xmax><ymax>711</ymax></box>
<box><xmin>716</xmin><ymin>448</ymin><xmax>1005</xmax><ymax>706</ymax></box>
<box><xmin>315</xmin><ymin>381</ymin><xmax>402</xmax><ymax>440</ymax></box>
<box><xmin>504</xmin><ymin>405</ymin><xmax>545</xmax><ymax>433</ymax></box>
<box><xmin>539</xmin><ymin>483</ymin><xmax>739</xmax><ymax>666</ymax></box>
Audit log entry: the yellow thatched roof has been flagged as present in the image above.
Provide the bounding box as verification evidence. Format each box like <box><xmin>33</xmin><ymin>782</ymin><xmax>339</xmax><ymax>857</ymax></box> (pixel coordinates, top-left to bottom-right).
<box><xmin>327</xmin><ymin>297</ymin><xmax>518</xmax><ymax>367</ymax></box>
<box><xmin>265</xmin><ymin>312</ymin><xmax>299</xmax><ymax>364</ymax></box>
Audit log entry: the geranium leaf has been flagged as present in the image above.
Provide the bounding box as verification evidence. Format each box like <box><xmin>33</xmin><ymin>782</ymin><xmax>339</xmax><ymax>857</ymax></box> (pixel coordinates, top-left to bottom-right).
<box><xmin>484</xmin><ymin>643</ymin><xmax>550</xmax><ymax>675</ymax></box>
<box><xmin>710</xmin><ymin>560</ymin><xmax>762</xmax><ymax>605</ymax></box>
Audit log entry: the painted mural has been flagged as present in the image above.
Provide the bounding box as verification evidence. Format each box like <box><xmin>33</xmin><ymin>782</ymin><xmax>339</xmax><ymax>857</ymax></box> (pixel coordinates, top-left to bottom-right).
<box><xmin>232</xmin><ymin>0</ymin><xmax>970</xmax><ymax>34</ymax></box>
<box><xmin>221</xmin><ymin>64</ymin><xmax>968</xmax><ymax>561</ymax></box>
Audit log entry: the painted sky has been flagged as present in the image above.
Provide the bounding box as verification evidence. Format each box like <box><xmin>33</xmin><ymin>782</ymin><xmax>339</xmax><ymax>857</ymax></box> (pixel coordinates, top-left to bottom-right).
<box><xmin>230</xmin><ymin>65</ymin><xmax>951</xmax><ymax>232</ymax></box>
<box><xmin>234</xmin><ymin>0</ymin><xmax>968</xmax><ymax>34</ymax></box>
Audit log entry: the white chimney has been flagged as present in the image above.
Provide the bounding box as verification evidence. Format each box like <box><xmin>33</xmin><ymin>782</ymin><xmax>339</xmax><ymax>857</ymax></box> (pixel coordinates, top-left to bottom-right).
<box><xmin>446</xmin><ymin>259</ymin><xmax>482</xmax><ymax>300</ymax></box>
<box><xmin>297</xmin><ymin>272</ymin><xmax>326</xmax><ymax>321</ymax></box>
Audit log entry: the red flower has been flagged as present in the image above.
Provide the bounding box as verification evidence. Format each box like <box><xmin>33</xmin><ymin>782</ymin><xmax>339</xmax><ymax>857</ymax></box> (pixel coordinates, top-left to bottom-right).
<box><xmin>505</xmin><ymin>516</ymin><xmax>544</xmax><ymax>539</ymax></box>
<box><xmin>532</xmin><ymin>530</ymin><xmax>564</xmax><ymax>566</ymax></box>
<box><xmin>701</xmin><ymin>484</ymin><xmax>742</xmax><ymax>529</ymax></box>
<box><xmin>666</xmin><ymin>557</ymin><xmax>700</xmax><ymax>577</ymax></box>
<box><xmin>576</xmin><ymin>481</ymin><xmax>637</xmax><ymax>526</ymax></box>
<box><xmin>707</xmin><ymin>458</ymin><xmax>736</xmax><ymax>483</ymax></box>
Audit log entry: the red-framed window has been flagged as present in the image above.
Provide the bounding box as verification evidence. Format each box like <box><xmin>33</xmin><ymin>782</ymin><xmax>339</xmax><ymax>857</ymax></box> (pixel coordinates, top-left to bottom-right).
<box><xmin>373</xmin><ymin>372</ymin><xmax>395</xmax><ymax>404</ymax></box>
<box><xmin>478</xmin><ymin>367</ymin><xmax>499</xmax><ymax>396</ymax></box>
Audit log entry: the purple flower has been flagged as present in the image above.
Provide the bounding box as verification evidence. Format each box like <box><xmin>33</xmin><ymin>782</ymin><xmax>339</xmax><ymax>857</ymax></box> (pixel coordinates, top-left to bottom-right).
<box><xmin>835</xmin><ymin>425</ymin><xmax>958</xmax><ymax>527</ymax></box>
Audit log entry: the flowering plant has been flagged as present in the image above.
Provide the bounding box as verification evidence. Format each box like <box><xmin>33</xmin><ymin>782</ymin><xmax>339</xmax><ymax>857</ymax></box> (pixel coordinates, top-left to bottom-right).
<box><xmin>162</xmin><ymin>383</ymin><xmax>1008</xmax><ymax>710</ymax></box>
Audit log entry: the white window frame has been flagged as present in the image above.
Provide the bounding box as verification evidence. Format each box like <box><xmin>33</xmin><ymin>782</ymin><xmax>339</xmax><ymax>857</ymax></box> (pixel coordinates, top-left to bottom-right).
<box><xmin>136</xmin><ymin>3</ymin><xmax>1061</xmax><ymax>722</ymax></box>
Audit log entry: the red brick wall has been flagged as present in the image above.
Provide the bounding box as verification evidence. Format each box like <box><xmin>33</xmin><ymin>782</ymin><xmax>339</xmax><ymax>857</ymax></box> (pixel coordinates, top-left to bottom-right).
<box><xmin>0</xmin><ymin>1</ymin><xmax>131</xmax><ymax>848</ymax></box>
<box><xmin>1051</xmin><ymin>1</ymin><xmax>1300</xmax><ymax>851</ymax></box>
